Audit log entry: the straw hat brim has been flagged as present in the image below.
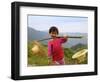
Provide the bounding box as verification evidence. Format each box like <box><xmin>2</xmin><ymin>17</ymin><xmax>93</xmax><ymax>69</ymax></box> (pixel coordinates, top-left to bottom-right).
<box><xmin>72</xmin><ymin>49</ymin><xmax>88</xmax><ymax>59</ymax></box>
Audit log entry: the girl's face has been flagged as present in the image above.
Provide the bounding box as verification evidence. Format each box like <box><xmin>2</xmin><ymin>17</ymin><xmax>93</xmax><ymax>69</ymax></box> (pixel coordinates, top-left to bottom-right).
<box><xmin>50</xmin><ymin>31</ymin><xmax>58</xmax><ymax>38</ymax></box>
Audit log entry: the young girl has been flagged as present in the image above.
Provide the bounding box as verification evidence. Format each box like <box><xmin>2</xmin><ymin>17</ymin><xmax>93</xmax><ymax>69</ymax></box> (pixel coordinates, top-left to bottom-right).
<box><xmin>48</xmin><ymin>26</ymin><xmax>68</xmax><ymax>65</ymax></box>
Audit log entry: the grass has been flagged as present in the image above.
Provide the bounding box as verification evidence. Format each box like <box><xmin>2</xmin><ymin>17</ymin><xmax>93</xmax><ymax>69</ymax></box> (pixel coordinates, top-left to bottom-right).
<box><xmin>28</xmin><ymin>41</ymin><xmax>88</xmax><ymax>66</ymax></box>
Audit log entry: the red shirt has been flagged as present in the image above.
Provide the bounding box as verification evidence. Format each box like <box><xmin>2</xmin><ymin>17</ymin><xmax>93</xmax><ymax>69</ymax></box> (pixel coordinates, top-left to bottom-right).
<box><xmin>48</xmin><ymin>38</ymin><xmax>67</xmax><ymax>61</ymax></box>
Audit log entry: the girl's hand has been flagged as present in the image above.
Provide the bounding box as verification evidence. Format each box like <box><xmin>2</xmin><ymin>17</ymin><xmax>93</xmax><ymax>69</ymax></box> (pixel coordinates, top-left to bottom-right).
<box><xmin>48</xmin><ymin>56</ymin><xmax>52</xmax><ymax>65</ymax></box>
<box><xmin>63</xmin><ymin>35</ymin><xmax>67</xmax><ymax>39</ymax></box>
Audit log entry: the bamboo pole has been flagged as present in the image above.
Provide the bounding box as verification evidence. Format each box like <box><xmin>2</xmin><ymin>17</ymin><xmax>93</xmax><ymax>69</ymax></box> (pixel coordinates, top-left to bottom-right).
<box><xmin>37</xmin><ymin>36</ymin><xmax>83</xmax><ymax>42</ymax></box>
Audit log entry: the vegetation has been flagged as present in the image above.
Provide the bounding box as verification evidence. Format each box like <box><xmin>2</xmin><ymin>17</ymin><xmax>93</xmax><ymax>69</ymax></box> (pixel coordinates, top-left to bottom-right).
<box><xmin>28</xmin><ymin>41</ymin><xmax>88</xmax><ymax>66</ymax></box>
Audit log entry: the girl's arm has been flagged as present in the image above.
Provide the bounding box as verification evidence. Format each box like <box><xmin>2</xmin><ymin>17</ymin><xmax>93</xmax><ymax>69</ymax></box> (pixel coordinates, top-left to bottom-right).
<box><xmin>48</xmin><ymin>42</ymin><xmax>53</xmax><ymax>65</ymax></box>
<box><xmin>48</xmin><ymin>42</ymin><xmax>52</xmax><ymax>58</ymax></box>
<box><xmin>60</xmin><ymin>35</ymin><xmax>68</xmax><ymax>43</ymax></box>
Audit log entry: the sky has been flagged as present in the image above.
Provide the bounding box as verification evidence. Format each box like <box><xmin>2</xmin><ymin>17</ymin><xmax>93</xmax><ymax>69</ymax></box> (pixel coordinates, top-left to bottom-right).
<box><xmin>28</xmin><ymin>15</ymin><xmax>88</xmax><ymax>33</ymax></box>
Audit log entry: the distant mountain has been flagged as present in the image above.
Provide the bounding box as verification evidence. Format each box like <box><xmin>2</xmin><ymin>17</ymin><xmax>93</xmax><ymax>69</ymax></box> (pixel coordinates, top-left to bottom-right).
<box><xmin>71</xmin><ymin>43</ymin><xmax>87</xmax><ymax>52</ymax></box>
<box><xmin>28</xmin><ymin>27</ymin><xmax>88</xmax><ymax>48</ymax></box>
<box><xmin>28</xmin><ymin>27</ymin><xmax>49</xmax><ymax>41</ymax></box>
<box><xmin>62</xmin><ymin>32</ymin><xmax>87</xmax><ymax>48</ymax></box>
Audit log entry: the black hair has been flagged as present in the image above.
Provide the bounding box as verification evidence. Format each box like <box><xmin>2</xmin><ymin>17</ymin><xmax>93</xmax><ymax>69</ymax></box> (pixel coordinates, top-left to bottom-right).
<box><xmin>49</xmin><ymin>26</ymin><xmax>59</xmax><ymax>34</ymax></box>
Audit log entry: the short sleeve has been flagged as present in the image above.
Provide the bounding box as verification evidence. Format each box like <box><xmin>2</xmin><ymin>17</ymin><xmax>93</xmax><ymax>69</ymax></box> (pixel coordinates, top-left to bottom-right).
<box><xmin>60</xmin><ymin>37</ymin><xmax>67</xmax><ymax>43</ymax></box>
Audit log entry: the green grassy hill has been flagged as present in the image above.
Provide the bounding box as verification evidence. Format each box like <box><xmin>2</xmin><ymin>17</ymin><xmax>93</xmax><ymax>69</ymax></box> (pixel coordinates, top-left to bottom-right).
<box><xmin>28</xmin><ymin>41</ymin><xmax>88</xmax><ymax>66</ymax></box>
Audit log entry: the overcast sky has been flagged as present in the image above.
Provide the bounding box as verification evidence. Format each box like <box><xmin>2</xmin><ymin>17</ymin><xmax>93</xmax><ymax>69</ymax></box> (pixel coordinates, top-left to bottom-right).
<box><xmin>28</xmin><ymin>15</ymin><xmax>88</xmax><ymax>33</ymax></box>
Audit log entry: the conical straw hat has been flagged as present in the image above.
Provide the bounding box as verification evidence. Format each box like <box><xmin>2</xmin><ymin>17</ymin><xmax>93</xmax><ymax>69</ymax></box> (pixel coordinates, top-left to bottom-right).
<box><xmin>31</xmin><ymin>41</ymin><xmax>41</xmax><ymax>53</ymax></box>
<box><xmin>32</xmin><ymin>45</ymin><xmax>39</xmax><ymax>53</ymax></box>
<box><xmin>72</xmin><ymin>49</ymin><xmax>88</xmax><ymax>59</ymax></box>
<box><xmin>31</xmin><ymin>41</ymin><xmax>47</xmax><ymax>55</ymax></box>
